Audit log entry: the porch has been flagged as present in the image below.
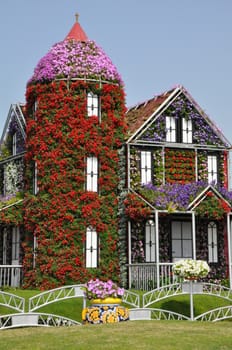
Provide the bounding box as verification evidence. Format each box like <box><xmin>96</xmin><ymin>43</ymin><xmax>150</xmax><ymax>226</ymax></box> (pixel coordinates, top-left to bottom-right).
<box><xmin>127</xmin><ymin>261</ymin><xmax>232</xmax><ymax>291</ymax></box>
<box><xmin>128</xmin><ymin>211</ymin><xmax>232</xmax><ymax>290</ymax></box>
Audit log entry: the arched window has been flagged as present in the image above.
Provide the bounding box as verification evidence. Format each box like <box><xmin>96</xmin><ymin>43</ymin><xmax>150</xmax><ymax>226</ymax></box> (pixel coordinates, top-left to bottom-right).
<box><xmin>87</xmin><ymin>92</ymin><xmax>99</xmax><ymax>118</ymax></box>
<box><xmin>86</xmin><ymin>156</ymin><xmax>98</xmax><ymax>192</ymax></box>
<box><xmin>208</xmin><ymin>221</ymin><xmax>218</xmax><ymax>263</ymax></box>
<box><xmin>145</xmin><ymin>220</ymin><xmax>156</xmax><ymax>262</ymax></box>
<box><xmin>86</xmin><ymin>227</ymin><xmax>98</xmax><ymax>268</ymax></box>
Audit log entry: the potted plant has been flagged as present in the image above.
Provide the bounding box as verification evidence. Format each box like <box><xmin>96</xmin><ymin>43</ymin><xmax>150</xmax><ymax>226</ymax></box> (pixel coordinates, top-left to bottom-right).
<box><xmin>172</xmin><ymin>259</ymin><xmax>210</xmax><ymax>280</ymax></box>
<box><xmin>82</xmin><ymin>279</ymin><xmax>125</xmax><ymax>305</ymax></box>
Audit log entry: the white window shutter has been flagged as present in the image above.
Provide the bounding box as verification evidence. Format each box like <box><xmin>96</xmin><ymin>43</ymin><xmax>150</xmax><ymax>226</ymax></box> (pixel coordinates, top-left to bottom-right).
<box><xmin>141</xmin><ymin>151</ymin><xmax>152</xmax><ymax>185</ymax></box>
<box><xmin>208</xmin><ymin>155</ymin><xmax>217</xmax><ymax>184</ymax></box>
<box><xmin>208</xmin><ymin>222</ymin><xmax>218</xmax><ymax>263</ymax></box>
<box><xmin>86</xmin><ymin>156</ymin><xmax>98</xmax><ymax>192</ymax></box>
<box><xmin>145</xmin><ymin>220</ymin><xmax>156</xmax><ymax>262</ymax></box>
<box><xmin>182</xmin><ymin>118</ymin><xmax>192</xmax><ymax>143</ymax></box>
<box><xmin>166</xmin><ymin>117</ymin><xmax>176</xmax><ymax>142</ymax></box>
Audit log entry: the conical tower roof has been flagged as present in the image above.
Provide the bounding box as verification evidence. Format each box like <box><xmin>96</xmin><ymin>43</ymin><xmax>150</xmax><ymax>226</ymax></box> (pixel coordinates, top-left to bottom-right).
<box><xmin>28</xmin><ymin>15</ymin><xmax>123</xmax><ymax>85</ymax></box>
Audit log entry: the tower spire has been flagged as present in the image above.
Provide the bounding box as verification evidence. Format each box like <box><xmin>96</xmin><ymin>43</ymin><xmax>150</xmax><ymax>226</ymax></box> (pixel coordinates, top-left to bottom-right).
<box><xmin>65</xmin><ymin>14</ymin><xmax>88</xmax><ymax>42</ymax></box>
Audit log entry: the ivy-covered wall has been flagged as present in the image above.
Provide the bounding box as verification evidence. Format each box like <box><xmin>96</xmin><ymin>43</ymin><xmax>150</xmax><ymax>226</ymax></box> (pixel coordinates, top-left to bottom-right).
<box><xmin>23</xmin><ymin>80</ymin><xmax>127</xmax><ymax>289</ymax></box>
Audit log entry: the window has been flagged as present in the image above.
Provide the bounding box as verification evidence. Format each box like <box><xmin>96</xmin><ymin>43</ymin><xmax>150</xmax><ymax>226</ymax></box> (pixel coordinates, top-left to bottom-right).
<box><xmin>141</xmin><ymin>151</ymin><xmax>152</xmax><ymax>185</ymax></box>
<box><xmin>33</xmin><ymin>100</ymin><xmax>38</xmax><ymax>120</ymax></box>
<box><xmin>12</xmin><ymin>227</ymin><xmax>20</xmax><ymax>264</ymax></box>
<box><xmin>2</xmin><ymin>228</ymin><xmax>7</xmax><ymax>265</ymax></box>
<box><xmin>12</xmin><ymin>133</ymin><xmax>17</xmax><ymax>156</ymax></box>
<box><xmin>86</xmin><ymin>227</ymin><xmax>98</xmax><ymax>268</ymax></box>
<box><xmin>171</xmin><ymin>221</ymin><xmax>192</xmax><ymax>261</ymax></box>
<box><xmin>182</xmin><ymin>118</ymin><xmax>192</xmax><ymax>143</ymax></box>
<box><xmin>207</xmin><ymin>155</ymin><xmax>218</xmax><ymax>184</ymax></box>
<box><xmin>166</xmin><ymin>116</ymin><xmax>193</xmax><ymax>144</ymax></box>
<box><xmin>166</xmin><ymin>116</ymin><xmax>176</xmax><ymax>142</ymax></box>
<box><xmin>145</xmin><ymin>220</ymin><xmax>156</xmax><ymax>262</ymax></box>
<box><xmin>33</xmin><ymin>162</ymin><xmax>39</xmax><ymax>194</ymax></box>
<box><xmin>86</xmin><ymin>156</ymin><xmax>98</xmax><ymax>192</ymax></box>
<box><xmin>208</xmin><ymin>221</ymin><xmax>218</xmax><ymax>263</ymax></box>
<box><xmin>87</xmin><ymin>92</ymin><xmax>99</xmax><ymax>117</ymax></box>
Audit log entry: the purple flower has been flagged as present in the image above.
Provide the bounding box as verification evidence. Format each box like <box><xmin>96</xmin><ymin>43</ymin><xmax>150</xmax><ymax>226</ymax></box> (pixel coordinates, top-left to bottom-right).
<box><xmin>28</xmin><ymin>39</ymin><xmax>123</xmax><ymax>85</ymax></box>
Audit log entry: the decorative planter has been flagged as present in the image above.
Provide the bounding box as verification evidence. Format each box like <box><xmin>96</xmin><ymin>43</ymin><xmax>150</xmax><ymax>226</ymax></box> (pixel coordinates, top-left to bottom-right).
<box><xmin>90</xmin><ymin>297</ymin><xmax>122</xmax><ymax>305</ymax></box>
<box><xmin>82</xmin><ymin>303</ymin><xmax>129</xmax><ymax>324</ymax></box>
<box><xmin>182</xmin><ymin>282</ymin><xmax>203</xmax><ymax>294</ymax></box>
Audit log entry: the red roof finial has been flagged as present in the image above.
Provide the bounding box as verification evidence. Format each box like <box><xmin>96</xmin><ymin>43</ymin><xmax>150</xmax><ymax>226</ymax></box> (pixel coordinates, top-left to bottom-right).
<box><xmin>65</xmin><ymin>14</ymin><xmax>88</xmax><ymax>42</ymax></box>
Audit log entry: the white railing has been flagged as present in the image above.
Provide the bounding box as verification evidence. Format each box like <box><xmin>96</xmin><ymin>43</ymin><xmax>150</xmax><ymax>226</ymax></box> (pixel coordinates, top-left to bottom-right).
<box><xmin>0</xmin><ymin>265</ymin><xmax>22</xmax><ymax>288</ymax></box>
<box><xmin>128</xmin><ymin>263</ymin><xmax>175</xmax><ymax>290</ymax></box>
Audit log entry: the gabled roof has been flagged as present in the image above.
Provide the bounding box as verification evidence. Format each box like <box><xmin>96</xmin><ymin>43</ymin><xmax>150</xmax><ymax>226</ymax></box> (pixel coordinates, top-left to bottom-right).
<box><xmin>126</xmin><ymin>87</ymin><xmax>176</xmax><ymax>141</ymax></box>
<box><xmin>65</xmin><ymin>14</ymin><xmax>88</xmax><ymax>42</ymax></box>
<box><xmin>126</xmin><ymin>85</ymin><xmax>231</xmax><ymax>147</ymax></box>
<box><xmin>188</xmin><ymin>185</ymin><xmax>232</xmax><ymax>211</ymax></box>
<box><xmin>0</xmin><ymin>103</ymin><xmax>26</xmax><ymax>145</ymax></box>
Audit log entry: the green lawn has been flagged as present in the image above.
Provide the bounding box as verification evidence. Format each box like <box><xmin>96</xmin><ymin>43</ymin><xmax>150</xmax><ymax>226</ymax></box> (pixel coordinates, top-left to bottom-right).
<box><xmin>0</xmin><ymin>321</ymin><xmax>232</xmax><ymax>350</ymax></box>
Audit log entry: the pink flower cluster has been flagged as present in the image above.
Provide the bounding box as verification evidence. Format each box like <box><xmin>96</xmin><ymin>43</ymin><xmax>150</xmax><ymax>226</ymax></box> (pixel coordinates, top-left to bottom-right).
<box><xmin>83</xmin><ymin>279</ymin><xmax>124</xmax><ymax>300</ymax></box>
<box><xmin>28</xmin><ymin>39</ymin><xmax>123</xmax><ymax>85</ymax></box>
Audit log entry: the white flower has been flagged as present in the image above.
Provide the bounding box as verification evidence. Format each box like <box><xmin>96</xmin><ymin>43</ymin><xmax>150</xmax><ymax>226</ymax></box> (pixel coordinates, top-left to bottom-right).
<box><xmin>172</xmin><ymin>259</ymin><xmax>210</xmax><ymax>279</ymax></box>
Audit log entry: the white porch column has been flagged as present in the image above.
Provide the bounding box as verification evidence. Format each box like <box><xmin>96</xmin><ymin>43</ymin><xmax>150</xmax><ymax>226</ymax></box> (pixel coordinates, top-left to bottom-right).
<box><xmin>155</xmin><ymin>210</ymin><xmax>160</xmax><ymax>289</ymax></box>
<box><xmin>227</xmin><ymin>213</ymin><xmax>232</xmax><ymax>289</ymax></box>
<box><xmin>128</xmin><ymin>220</ymin><xmax>132</xmax><ymax>288</ymax></box>
<box><xmin>192</xmin><ymin>212</ymin><xmax>196</xmax><ymax>260</ymax></box>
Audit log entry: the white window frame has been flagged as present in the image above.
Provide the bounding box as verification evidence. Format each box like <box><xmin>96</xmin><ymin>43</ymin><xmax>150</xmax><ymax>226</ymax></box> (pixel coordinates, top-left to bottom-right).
<box><xmin>12</xmin><ymin>226</ymin><xmax>20</xmax><ymax>264</ymax></box>
<box><xmin>166</xmin><ymin>116</ymin><xmax>176</xmax><ymax>142</ymax></box>
<box><xmin>86</xmin><ymin>156</ymin><xmax>98</xmax><ymax>192</ymax></box>
<box><xmin>3</xmin><ymin>228</ymin><xmax>7</xmax><ymax>265</ymax></box>
<box><xmin>182</xmin><ymin>118</ymin><xmax>192</xmax><ymax>143</ymax></box>
<box><xmin>34</xmin><ymin>161</ymin><xmax>39</xmax><ymax>194</ymax></box>
<box><xmin>87</xmin><ymin>92</ymin><xmax>99</xmax><ymax>118</ymax></box>
<box><xmin>12</xmin><ymin>132</ymin><xmax>17</xmax><ymax>156</ymax></box>
<box><xmin>207</xmin><ymin>155</ymin><xmax>218</xmax><ymax>184</ymax></box>
<box><xmin>208</xmin><ymin>221</ymin><xmax>218</xmax><ymax>263</ymax></box>
<box><xmin>141</xmin><ymin>151</ymin><xmax>152</xmax><ymax>185</ymax></box>
<box><xmin>33</xmin><ymin>100</ymin><xmax>38</xmax><ymax>120</ymax></box>
<box><xmin>86</xmin><ymin>227</ymin><xmax>98</xmax><ymax>268</ymax></box>
<box><xmin>145</xmin><ymin>220</ymin><xmax>156</xmax><ymax>262</ymax></box>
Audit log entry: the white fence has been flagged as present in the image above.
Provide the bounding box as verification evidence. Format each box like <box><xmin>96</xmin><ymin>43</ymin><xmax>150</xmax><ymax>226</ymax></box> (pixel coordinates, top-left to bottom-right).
<box><xmin>0</xmin><ymin>265</ymin><xmax>22</xmax><ymax>287</ymax></box>
<box><xmin>128</xmin><ymin>263</ymin><xmax>177</xmax><ymax>290</ymax></box>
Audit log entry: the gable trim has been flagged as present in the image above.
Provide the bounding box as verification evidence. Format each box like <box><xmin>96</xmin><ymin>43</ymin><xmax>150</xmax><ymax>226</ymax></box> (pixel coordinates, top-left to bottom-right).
<box><xmin>126</xmin><ymin>87</ymin><xmax>181</xmax><ymax>144</ymax></box>
<box><xmin>0</xmin><ymin>104</ymin><xmax>26</xmax><ymax>146</ymax></box>
<box><xmin>188</xmin><ymin>185</ymin><xmax>232</xmax><ymax>211</ymax></box>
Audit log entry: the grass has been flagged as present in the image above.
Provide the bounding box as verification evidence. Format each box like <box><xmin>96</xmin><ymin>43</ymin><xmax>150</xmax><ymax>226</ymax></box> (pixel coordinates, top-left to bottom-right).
<box><xmin>0</xmin><ymin>288</ymin><xmax>232</xmax><ymax>349</ymax></box>
<box><xmin>0</xmin><ymin>321</ymin><xmax>232</xmax><ymax>349</ymax></box>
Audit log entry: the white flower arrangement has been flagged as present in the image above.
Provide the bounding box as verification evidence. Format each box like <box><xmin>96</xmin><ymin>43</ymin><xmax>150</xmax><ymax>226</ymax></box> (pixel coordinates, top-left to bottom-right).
<box><xmin>172</xmin><ymin>259</ymin><xmax>210</xmax><ymax>279</ymax></box>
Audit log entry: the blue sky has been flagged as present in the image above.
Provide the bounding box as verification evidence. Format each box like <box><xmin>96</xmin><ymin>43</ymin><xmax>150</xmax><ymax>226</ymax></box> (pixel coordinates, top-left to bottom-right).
<box><xmin>0</xmin><ymin>0</ymin><xmax>232</xmax><ymax>142</ymax></box>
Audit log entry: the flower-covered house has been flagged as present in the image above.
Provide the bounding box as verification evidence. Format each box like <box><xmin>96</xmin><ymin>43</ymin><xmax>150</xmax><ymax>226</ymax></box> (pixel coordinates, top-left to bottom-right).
<box><xmin>0</xmin><ymin>16</ymin><xmax>232</xmax><ymax>290</ymax></box>
<box><xmin>124</xmin><ymin>85</ymin><xmax>232</xmax><ymax>289</ymax></box>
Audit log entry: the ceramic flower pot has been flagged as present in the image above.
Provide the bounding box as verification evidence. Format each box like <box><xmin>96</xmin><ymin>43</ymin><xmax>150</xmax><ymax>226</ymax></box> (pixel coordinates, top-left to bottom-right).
<box><xmin>90</xmin><ymin>297</ymin><xmax>122</xmax><ymax>305</ymax></box>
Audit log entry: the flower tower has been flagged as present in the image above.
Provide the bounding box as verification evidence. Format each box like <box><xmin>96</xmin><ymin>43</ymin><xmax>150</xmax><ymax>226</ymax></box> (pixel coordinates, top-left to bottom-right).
<box><xmin>23</xmin><ymin>15</ymin><xmax>126</xmax><ymax>289</ymax></box>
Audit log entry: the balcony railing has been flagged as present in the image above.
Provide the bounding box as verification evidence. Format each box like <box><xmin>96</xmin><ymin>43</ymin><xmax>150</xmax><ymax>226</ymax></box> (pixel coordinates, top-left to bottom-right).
<box><xmin>0</xmin><ymin>265</ymin><xmax>22</xmax><ymax>288</ymax></box>
<box><xmin>128</xmin><ymin>263</ymin><xmax>178</xmax><ymax>290</ymax></box>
